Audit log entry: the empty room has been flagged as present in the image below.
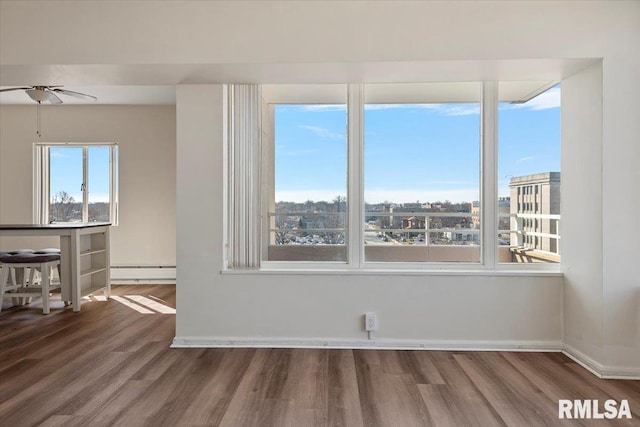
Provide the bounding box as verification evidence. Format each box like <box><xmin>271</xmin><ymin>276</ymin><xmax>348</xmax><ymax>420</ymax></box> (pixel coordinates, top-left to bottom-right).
<box><xmin>1</xmin><ymin>1</ymin><xmax>638</xmax><ymax>425</ymax></box>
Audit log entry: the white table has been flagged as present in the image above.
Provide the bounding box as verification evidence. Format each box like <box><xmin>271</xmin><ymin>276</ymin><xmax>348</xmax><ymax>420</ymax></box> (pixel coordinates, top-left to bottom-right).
<box><xmin>0</xmin><ymin>223</ymin><xmax>111</xmax><ymax>312</ymax></box>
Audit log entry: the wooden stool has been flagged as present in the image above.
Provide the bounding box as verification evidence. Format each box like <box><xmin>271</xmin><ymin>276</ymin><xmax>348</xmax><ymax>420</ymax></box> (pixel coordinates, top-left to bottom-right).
<box><xmin>0</xmin><ymin>249</ymin><xmax>35</xmax><ymax>292</ymax></box>
<box><xmin>30</xmin><ymin>248</ymin><xmax>62</xmax><ymax>286</ymax></box>
<box><xmin>0</xmin><ymin>253</ymin><xmax>61</xmax><ymax>314</ymax></box>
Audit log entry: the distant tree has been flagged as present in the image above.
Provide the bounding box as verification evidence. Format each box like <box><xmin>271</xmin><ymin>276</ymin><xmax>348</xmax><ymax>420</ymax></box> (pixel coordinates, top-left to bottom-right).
<box><xmin>50</xmin><ymin>191</ymin><xmax>76</xmax><ymax>222</ymax></box>
<box><xmin>89</xmin><ymin>202</ymin><xmax>109</xmax><ymax>222</ymax></box>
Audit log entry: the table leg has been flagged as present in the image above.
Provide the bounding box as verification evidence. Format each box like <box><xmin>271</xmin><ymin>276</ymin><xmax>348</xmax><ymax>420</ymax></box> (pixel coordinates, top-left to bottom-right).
<box><xmin>70</xmin><ymin>230</ymin><xmax>81</xmax><ymax>312</ymax></box>
<box><xmin>59</xmin><ymin>236</ymin><xmax>72</xmax><ymax>306</ymax></box>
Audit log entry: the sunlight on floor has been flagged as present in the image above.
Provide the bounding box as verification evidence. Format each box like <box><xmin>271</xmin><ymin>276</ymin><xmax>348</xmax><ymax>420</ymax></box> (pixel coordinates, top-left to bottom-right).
<box><xmin>109</xmin><ymin>295</ymin><xmax>176</xmax><ymax>314</ymax></box>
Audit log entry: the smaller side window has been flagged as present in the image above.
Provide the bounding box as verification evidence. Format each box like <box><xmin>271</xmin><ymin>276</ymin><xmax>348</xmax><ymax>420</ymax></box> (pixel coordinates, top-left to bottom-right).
<box><xmin>35</xmin><ymin>143</ymin><xmax>119</xmax><ymax>225</ymax></box>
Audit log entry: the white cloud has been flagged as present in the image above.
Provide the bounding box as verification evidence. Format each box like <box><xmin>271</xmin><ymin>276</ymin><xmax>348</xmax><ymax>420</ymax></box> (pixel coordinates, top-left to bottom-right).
<box><xmin>50</xmin><ymin>151</ymin><xmax>70</xmax><ymax>158</ymax></box>
<box><xmin>420</xmin><ymin>104</ymin><xmax>480</xmax><ymax>116</ymax></box>
<box><xmin>364</xmin><ymin>104</ymin><xmax>410</xmax><ymax>111</ymax></box>
<box><xmin>365</xmin><ymin>103</ymin><xmax>480</xmax><ymax>116</ymax></box>
<box><xmin>298</xmin><ymin>125</ymin><xmax>344</xmax><ymax>140</ymax></box>
<box><xmin>300</xmin><ymin>105</ymin><xmax>346</xmax><ymax>112</ymax></box>
<box><xmin>516</xmin><ymin>156</ymin><xmax>535</xmax><ymax>164</ymax></box>
<box><xmin>288</xmin><ymin>102</ymin><xmax>482</xmax><ymax>116</ymax></box>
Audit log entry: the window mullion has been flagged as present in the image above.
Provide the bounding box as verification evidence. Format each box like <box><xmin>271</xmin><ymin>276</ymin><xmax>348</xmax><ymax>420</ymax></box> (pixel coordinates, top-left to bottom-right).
<box><xmin>347</xmin><ymin>84</ymin><xmax>364</xmax><ymax>268</ymax></box>
<box><xmin>82</xmin><ymin>146</ymin><xmax>89</xmax><ymax>223</ymax></box>
<box><xmin>33</xmin><ymin>145</ymin><xmax>49</xmax><ymax>224</ymax></box>
<box><xmin>482</xmin><ymin>81</ymin><xmax>498</xmax><ymax>268</ymax></box>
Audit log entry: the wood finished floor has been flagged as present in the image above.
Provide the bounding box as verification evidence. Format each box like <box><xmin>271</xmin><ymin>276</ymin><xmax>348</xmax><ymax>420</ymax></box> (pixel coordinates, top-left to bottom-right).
<box><xmin>1</xmin><ymin>285</ymin><xmax>638</xmax><ymax>427</ymax></box>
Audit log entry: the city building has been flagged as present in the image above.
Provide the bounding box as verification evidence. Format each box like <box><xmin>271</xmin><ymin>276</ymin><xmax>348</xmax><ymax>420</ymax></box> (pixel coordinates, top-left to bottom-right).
<box><xmin>510</xmin><ymin>172</ymin><xmax>561</xmax><ymax>256</ymax></box>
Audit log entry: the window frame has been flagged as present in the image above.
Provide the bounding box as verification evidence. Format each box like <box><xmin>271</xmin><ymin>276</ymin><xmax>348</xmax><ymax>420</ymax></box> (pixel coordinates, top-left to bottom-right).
<box><xmin>33</xmin><ymin>142</ymin><xmax>119</xmax><ymax>225</ymax></box>
<box><xmin>361</xmin><ymin>82</ymin><xmax>484</xmax><ymax>266</ymax></box>
<box><xmin>260</xmin><ymin>84</ymin><xmax>350</xmax><ymax>269</ymax></box>
<box><xmin>229</xmin><ymin>82</ymin><xmax>561</xmax><ymax>272</ymax></box>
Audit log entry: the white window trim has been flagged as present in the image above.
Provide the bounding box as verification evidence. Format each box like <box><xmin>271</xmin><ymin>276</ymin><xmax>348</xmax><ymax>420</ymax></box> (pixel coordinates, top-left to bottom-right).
<box><xmin>227</xmin><ymin>82</ymin><xmax>561</xmax><ymax>273</ymax></box>
<box><xmin>33</xmin><ymin>142</ymin><xmax>119</xmax><ymax>225</ymax></box>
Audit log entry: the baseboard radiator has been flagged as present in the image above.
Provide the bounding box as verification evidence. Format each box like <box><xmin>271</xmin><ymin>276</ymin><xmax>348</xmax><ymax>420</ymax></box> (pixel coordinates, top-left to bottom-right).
<box><xmin>110</xmin><ymin>266</ymin><xmax>176</xmax><ymax>284</ymax></box>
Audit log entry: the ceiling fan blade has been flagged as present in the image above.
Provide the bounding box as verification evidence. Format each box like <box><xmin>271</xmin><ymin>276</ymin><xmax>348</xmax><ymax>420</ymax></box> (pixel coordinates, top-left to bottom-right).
<box><xmin>0</xmin><ymin>87</ymin><xmax>33</xmax><ymax>92</ymax></box>
<box><xmin>52</xmin><ymin>88</ymin><xmax>97</xmax><ymax>102</ymax></box>
<box><xmin>47</xmin><ymin>92</ymin><xmax>63</xmax><ymax>104</ymax></box>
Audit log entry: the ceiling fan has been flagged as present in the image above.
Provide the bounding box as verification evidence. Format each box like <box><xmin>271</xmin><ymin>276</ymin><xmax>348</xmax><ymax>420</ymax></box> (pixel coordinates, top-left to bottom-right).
<box><xmin>0</xmin><ymin>86</ymin><xmax>97</xmax><ymax>137</ymax></box>
<box><xmin>0</xmin><ymin>85</ymin><xmax>97</xmax><ymax>104</ymax></box>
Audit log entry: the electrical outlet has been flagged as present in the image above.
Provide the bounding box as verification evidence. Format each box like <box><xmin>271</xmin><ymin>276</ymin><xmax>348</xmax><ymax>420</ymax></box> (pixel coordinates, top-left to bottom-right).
<box><xmin>365</xmin><ymin>312</ymin><xmax>378</xmax><ymax>331</ymax></box>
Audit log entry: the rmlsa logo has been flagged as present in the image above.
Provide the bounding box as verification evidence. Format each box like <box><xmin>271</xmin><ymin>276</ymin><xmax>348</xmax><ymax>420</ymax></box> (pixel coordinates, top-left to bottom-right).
<box><xmin>559</xmin><ymin>399</ymin><xmax>632</xmax><ymax>419</ymax></box>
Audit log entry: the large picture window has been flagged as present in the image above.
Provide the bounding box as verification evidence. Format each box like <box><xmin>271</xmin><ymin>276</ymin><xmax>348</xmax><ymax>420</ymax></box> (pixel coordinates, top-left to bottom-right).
<box><xmin>34</xmin><ymin>143</ymin><xmax>119</xmax><ymax>225</ymax></box>
<box><xmin>228</xmin><ymin>81</ymin><xmax>561</xmax><ymax>270</ymax></box>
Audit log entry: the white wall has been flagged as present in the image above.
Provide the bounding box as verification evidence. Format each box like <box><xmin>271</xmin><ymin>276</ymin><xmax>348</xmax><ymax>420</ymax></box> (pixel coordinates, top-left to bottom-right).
<box><xmin>601</xmin><ymin>51</ymin><xmax>640</xmax><ymax>372</ymax></box>
<box><xmin>0</xmin><ymin>106</ymin><xmax>176</xmax><ymax>268</ymax></box>
<box><xmin>2</xmin><ymin>1</ymin><xmax>638</xmax><ymax>375</ymax></box>
<box><xmin>561</xmin><ymin>64</ymin><xmax>604</xmax><ymax>365</ymax></box>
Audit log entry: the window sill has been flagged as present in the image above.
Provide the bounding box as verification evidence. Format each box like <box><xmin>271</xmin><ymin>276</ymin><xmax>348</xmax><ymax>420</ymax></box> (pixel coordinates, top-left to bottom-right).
<box><xmin>220</xmin><ymin>268</ymin><xmax>563</xmax><ymax>277</ymax></box>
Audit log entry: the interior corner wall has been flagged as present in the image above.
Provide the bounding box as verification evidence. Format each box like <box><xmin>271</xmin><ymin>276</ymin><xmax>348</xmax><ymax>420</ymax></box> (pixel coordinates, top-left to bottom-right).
<box><xmin>561</xmin><ymin>63</ymin><xmax>604</xmax><ymax>364</ymax></box>
<box><xmin>601</xmin><ymin>55</ymin><xmax>640</xmax><ymax>372</ymax></box>
<box><xmin>0</xmin><ymin>105</ymin><xmax>176</xmax><ymax>268</ymax></box>
<box><xmin>562</xmin><ymin>56</ymin><xmax>640</xmax><ymax>376</ymax></box>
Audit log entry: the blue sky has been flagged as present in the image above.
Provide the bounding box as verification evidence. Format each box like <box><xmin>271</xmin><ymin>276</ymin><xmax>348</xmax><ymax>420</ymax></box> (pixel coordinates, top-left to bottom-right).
<box><xmin>50</xmin><ymin>146</ymin><xmax>111</xmax><ymax>203</ymax></box>
<box><xmin>275</xmin><ymin>87</ymin><xmax>560</xmax><ymax>203</ymax></box>
<box><xmin>48</xmin><ymin>87</ymin><xmax>560</xmax><ymax>206</ymax></box>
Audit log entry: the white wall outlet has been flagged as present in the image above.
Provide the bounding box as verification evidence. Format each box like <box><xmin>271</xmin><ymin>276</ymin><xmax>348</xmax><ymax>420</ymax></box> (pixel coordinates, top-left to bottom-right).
<box><xmin>364</xmin><ymin>312</ymin><xmax>378</xmax><ymax>331</ymax></box>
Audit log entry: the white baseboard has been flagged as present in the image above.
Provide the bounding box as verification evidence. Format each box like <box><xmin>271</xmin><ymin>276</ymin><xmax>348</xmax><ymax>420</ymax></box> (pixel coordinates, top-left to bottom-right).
<box><xmin>171</xmin><ymin>337</ymin><xmax>563</xmax><ymax>352</ymax></box>
<box><xmin>110</xmin><ymin>266</ymin><xmax>175</xmax><ymax>284</ymax></box>
<box><xmin>562</xmin><ymin>345</ymin><xmax>640</xmax><ymax>380</ymax></box>
<box><xmin>171</xmin><ymin>338</ymin><xmax>639</xmax><ymax>379</ymax></box>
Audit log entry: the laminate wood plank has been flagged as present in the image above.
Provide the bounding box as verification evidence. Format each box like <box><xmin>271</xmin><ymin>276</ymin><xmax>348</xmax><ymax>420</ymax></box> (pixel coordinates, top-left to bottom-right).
<box><xmin>218</xmin><ymin>348</ymin><xmax>284</xmax><ymax>427</ymax></box>
<box><xmin>0</xmin><ymin>310</ymin><xmax>100</xmax><ymax>363</ymax></box>
<box><xmin>502</xmin><ymin>352</ymin><xmax>594</xmax><ymax>403</ymax></box>
<box><xmin>177</xmin><ymin>348</ymin><xmax>257</xmax><ymax>426</ymax></box>
<box><xmin>132</xmin><ymin>350</ymin><xmax>231</xmax><ymax>426</ymax></box>
<box><xmin>39</xmin><ymin>414</ymin><xmax>80</xmax><ymax>427</ymax></box>
<box><xmin>84</xmin><ymin>348</ymin><xmax>209</xmax><ymax>426</ymax></box>
<box><xmin>279</xmin><ymin>349</ymin><xmax>331</xmax><ymax>427</ymax></box>
<box><xmin>66</xmin><ymin>380</ymin><xmax>155</xmax><ymax>427</ymax></box>
<box><xmin>266</xmin><ymin>350</ymin><xmax>323</xmax><ymax>426</ymax></box>
<box><xmin>354</xmin><ymin>350</ymin><xmax>434</xmax><ymax>427</ymax></box>
<box><xmin>0</xmin><ymin>358</ymin><xmax>49</xmax><ymax>403</ymax></box>
<box><xmin>327</xmin><ymin>349</ymin><xmax>365</xmax><ymax>427</ymax></box>
<box><xmin>352</xmin><ymin>349</ymin><xmax>384</xmax><ymax>427</ymax></box>
<box><xmin>397</xmin><ymin>350</ymin><xmax>446</xmax><ymax>385</ymax></box>
<box><xmin>418</xmin><ymin>383</ymin><xmax>476</xmax><ymax>427</ymax></box>
<box><xmin>429</xmin><ymin>351</ymin><xmax>507</xmax><ymax>426</ymax></box>
<box><xmin>0</xmin><ymin>348</ymin><xmax>130</xmax><ymax>426</ymax></box>
<box><xmin>56</xmin><ymin>342</ymin><xmax>172</xmax><ymax>417</ymax></box>
<box><xmin>455</xmin><ymin>352</ymin><xmax>566</xmax><ymax>426</ymax></box>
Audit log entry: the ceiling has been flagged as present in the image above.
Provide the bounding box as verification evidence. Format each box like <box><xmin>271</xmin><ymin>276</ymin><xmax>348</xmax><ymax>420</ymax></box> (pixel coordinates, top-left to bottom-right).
<box><xmin>0</xmin><ymin>58</ymin><xmax>599</xmax><ymax>106</ymax></box>
<box><xmin>0</xmin><ymin>57</ymin><xmax>599</xmax><ymax>106</ymax></box>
